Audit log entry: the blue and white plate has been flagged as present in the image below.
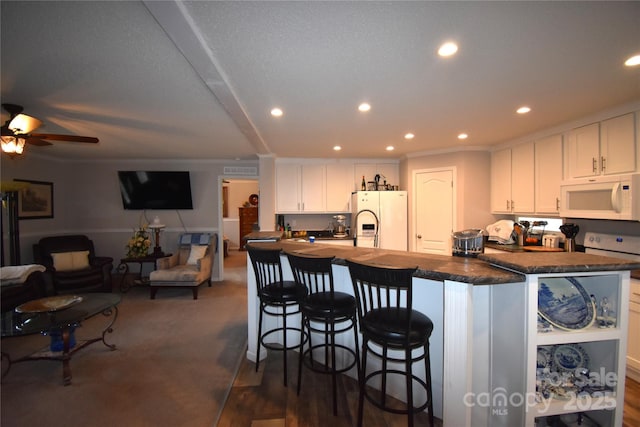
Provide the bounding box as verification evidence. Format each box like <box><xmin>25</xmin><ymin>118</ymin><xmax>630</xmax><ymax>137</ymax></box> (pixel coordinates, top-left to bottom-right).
<box><xmin>538</xmin><ymin>277</ymin><xmax>595</xmax><ymax>331</ymax></box>
<box><xmin>551</xmin><ymin>343</ymin><xmax>590</xmax><ymax>373</ymax></box>
<box><xmin>537</xmin><ymin>346</ymin><xmax>552</xmax><ymax>370</ymax></box>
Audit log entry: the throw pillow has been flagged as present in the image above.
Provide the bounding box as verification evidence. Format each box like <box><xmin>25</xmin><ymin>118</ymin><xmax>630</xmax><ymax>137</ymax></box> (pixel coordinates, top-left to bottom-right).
<box><xmin>186</xmin><ymin>245</ymin><xmax>208</xmax><ymax>265</ymax></box>
<box><xmin>51</xmin><ymin>251</ymin><xmax>90</xmax><ymax>271</ymax></box>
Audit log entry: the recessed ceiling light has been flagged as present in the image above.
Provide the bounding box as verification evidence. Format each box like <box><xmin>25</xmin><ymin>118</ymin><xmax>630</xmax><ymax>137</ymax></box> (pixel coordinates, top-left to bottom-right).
<box><xmin>333</xmin><ymin>145</ymin><xmax>342</xmax><ymax>151</ymax></box>
<box><xmin>270</xmin><ymin>107</ymin><xmax>283</xmax><ymax>117</ymax></box>
<box><xmin>517</xmin><ymin>106</ymin><xmax>531</xmax><ymax>114</ymax></box>
<box><xmin>625</xmin><ymin>54</ymin><xmax>640</xmax><ymax>67</ymax></box>
<box><xmin>404</xmin><ymin>133</ymin><xmax>415</xmax><ymax>140</ymax></box>
<box><xmin>458</xmin><ymin>133</ymin><xmax>468</xmax><ymax>140</ymax></box>
<box><xmin>438</xmin><ymin>42</ymin><xmax>458</xmax><ymax>57</ymax></box>
<box><xmin>386</xmin><ymin>146</ymin><xmax>394</xmax><ymax>151</ymax></box>
<box><xmin>358</xmin><ymin>103</ymin><xmax>371</xmax><ymax>112</ymax></box>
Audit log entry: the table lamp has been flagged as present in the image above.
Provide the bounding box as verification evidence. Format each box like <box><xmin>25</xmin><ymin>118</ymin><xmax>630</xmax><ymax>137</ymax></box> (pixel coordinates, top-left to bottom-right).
<box><xmin>148</xmin><ymin>216</ymin><xmax>166</xmax><ymax>256</ymax></box>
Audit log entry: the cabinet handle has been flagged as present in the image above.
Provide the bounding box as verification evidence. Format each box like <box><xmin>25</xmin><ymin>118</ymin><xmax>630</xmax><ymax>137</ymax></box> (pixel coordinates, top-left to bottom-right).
<box><xmin>506</xmin><ymin>200</ymin><xmax>510</xmax><ymax>210</ymax></box>
<box><xmin>510</xmin><ymin>200</ymin><xmax>514</xmax><ymax>211</ymax></box>
<box><xmin>601</xmin><ymin>156</ymin><xmax>606</xmax><ymax>172</ymax></box>
<box><xmin>556</xmin><ymin>197</ymin><xmax>560</xmax><ymax>211</ymax></box>
<box><xmin>298</xmin><ymin>203</ymin><xmax>300</xmax><ymax>211</ymax></box>
<box><xmin>592</xmin><ymin>157</ymin><xmax>598</xmax><ymax>173</ymax></box>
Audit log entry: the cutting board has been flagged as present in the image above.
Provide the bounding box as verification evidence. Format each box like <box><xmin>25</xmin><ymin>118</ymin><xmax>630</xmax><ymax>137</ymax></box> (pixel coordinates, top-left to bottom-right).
<box><xmin>522</xmin><ymin>246</ymin><xmax>564</xmax><ymax>252</ymax></box>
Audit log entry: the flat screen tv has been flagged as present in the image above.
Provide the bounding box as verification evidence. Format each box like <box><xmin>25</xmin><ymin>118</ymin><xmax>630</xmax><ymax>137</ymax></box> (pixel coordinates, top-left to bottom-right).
<box><xmin>118</xmin><ymin>171</ymin><xmax>194</xmax><ymax>210</ymax></box>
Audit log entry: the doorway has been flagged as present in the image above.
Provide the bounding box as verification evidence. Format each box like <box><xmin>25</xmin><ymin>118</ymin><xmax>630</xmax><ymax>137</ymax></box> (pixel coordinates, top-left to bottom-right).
<box><xmin>413</xmin><ymin>168</ymin><xmax>456</xmax><ymax>255</ymax></box>
<box><xmin>218</xmin><ymin>177</ymin><xmax>258</xmax><ymax>280</ymax></box>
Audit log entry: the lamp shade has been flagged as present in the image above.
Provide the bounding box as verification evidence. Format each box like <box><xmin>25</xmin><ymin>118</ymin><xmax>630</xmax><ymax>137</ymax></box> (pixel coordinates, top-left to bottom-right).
<box><xmin>9</xmin><ymin>113</ymin><xmax>42</xmax><ymax>134</ymax></box>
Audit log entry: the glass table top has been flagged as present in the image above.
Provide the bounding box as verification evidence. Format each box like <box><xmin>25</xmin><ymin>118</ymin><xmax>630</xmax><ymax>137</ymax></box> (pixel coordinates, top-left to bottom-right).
<box><xmin>1</xmin><ymin>293</ymin><xmax>121</xmax><ymax>337</ymax></box>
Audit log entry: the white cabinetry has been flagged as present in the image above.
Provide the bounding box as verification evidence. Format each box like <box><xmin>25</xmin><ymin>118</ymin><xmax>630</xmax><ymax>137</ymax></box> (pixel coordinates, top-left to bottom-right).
<box><xmin>525</xmin><ymin>272</ymin><xmax>629</xmax><ymax>426</ymax></box>
<box><xmin>535</xmin><ymin>134</ymin><xmax>563</xmax><ymax>214</ymax></box>
<box><xmin>490</xmin><ymin>143</ymin><xmax>534</xmax><ymax>214</ymax></box>
<box><xmin>354</xmin><ymin>163</ymin><xmax>399</xmax><ymax>190</ymax></box>
<box><xmin>565</xmin><ymin>113</ymin><xmax>636</xmax><ymax>179</ymax></box>
<box><xmin>275</xmin><ymin>163</ymin><xmax>326</xmax><ymax>213</ymax></box>
<box><xmin>325</xmin><ymin>163</ymin><xmax>353</xmax><ymax>212</ymax></box>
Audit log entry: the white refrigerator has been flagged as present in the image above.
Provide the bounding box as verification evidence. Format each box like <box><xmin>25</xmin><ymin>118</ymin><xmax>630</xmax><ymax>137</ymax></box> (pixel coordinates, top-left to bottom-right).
<box><xmin>351</xmin><ymin>191</ymin><xmax>408</xmax><ymax>250</ymax></box>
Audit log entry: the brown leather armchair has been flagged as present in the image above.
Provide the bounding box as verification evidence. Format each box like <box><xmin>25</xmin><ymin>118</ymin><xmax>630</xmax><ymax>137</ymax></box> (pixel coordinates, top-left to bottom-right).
<box><xmin>33</xmin><ymin>235</ymin><xmax>114</xmax><ymax>295</ymax></box>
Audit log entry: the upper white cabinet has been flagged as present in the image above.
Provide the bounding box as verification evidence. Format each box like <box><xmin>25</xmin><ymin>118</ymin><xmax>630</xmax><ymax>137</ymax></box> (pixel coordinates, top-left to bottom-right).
<box><xmin>491</xmin><ymin>143</ymin><xmax>535</xmax><ymax>214</ymax></box>
<box><xmin>354</xmin><ymin>163</ymin><xmax>400</xmax><ymax>191</ymax></box>
<box><xmin>565</xmin><ymin>113</ymin><xmax>636</xmax><ymax>179</ymax></box>
<box><xmin>325</xmin><ymin>163</ymin><xmax>353</xmax><ymax>212</ymax></box>
<box><xmin>275</xmin><ymin>163</ymin><xmax>326</xmax><ymax>213</ymax></box>
<box><xmin>535</xmin><ymin>134</ymin><xmax>563</xmax><ymax>214</ymax></box>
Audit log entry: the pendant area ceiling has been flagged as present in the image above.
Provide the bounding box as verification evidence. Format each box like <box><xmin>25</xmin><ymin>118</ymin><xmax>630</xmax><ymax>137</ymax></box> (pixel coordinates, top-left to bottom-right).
<box><xmin>1</xmin><ymin>1</ymin><xmax>639</xmax><ymax>161</ymax></box>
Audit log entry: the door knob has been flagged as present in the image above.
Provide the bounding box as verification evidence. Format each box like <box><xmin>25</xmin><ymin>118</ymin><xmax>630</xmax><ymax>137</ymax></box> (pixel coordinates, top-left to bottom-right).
<box><xmin>417</xmin><ymin>234</ymin><xmax>422</xmax><ymax>239</ymax></box>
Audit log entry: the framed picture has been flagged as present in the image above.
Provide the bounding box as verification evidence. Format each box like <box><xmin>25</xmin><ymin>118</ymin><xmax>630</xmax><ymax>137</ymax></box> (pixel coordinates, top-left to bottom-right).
<box><xmin>14</xmin><ymin>179</ymin><xmax>54</xmax><ymax>219</ymax></box>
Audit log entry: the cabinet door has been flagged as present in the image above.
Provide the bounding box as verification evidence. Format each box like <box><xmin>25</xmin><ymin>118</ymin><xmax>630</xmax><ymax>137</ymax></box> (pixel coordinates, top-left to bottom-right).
<box><xmin>600</xmin><ymin>113</ymin><xmax>636</xmax><ymax>175</ymax></box>
<box><xmin>511</xmin><ymin>143</ymin><xmax>535</xmax><ymax>213</ymax></box>
<box><xmin>535</xmin><ymin>135</ymin><xmax>563</xmax><ymax>214</ymax></box>
<box><xmin>275</xmin><ymin>163</ymin><xmax>301</xmax><ymax>212</ymax></box>
<box><xmin>566</xmin><ymin>123</ymin><xmax>600</xmax><ymax>178</ymax></box>
<box><xmin>354</xmin><ymin>164</ymin><xmax>377</xmax><ymax>190</ymax></box>
<box><xmin>491</xmin><ymin>148</ymin><xmax>512</xmax><ymax>213</ymax></box>
<box><xmin>326</xmin><ymin>163</ymin><xmax>353</xmax><ymax>212</ymax></box>
<box><xmin>376</xmin><ymin>163</ymin><xmax>399</xmax><ymax>188</ymax></box>
<box><xmin>300</xmin><ymin>164</ymin><xmax>325</xmax><ymax>212</ymax></box>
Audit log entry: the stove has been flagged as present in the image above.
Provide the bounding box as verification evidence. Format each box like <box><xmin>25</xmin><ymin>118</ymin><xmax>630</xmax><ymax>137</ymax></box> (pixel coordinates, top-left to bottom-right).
<box><xmin>584</xmin><ymin>232</ymin><xmax>640</xmax><ymax>382</ymax></box>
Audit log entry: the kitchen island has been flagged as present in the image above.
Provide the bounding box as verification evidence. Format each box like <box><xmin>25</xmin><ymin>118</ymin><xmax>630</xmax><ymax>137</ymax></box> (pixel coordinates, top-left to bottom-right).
<box><xmin>245</xmin><ymin>241</ymin><xmax>639</xmax><ymax>426</ymax></box>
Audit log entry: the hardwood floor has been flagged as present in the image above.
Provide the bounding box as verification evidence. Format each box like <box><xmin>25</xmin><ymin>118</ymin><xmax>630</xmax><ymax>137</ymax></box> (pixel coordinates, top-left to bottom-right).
<box><xmin>623</xmin><ymin>377</ymin><xmax>640</xmax><ymax>427</ymax></box>
<box><xmin>217</xmin><ymin>349</ymin><xmax>439</xmax><ymax>427</ymax></box>
<box><xmin>217</xmin><ymin>350</ymin><xmax>640</xmax><ymax>427</ymax></box>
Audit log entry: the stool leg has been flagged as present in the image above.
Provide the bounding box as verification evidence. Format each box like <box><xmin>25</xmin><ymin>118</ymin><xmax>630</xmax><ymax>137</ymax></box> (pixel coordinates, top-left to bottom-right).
<box><xmin>330</xmin><ymin>320</ymin><xmax>337</xmax><ymax>416</ymax></box>
<box><xmin>381</xmin><ymin>344</ymin><xmax>388</xmax><ymax>408</ymax></box>
<box><xmin>406</xmin><ymin>347</ymin><xmax>414</xmax><ymax>427</ymax></box>
<box><xmin>425</xmin><ymin>343</ymin><xmax>434</xmax><ymax>427</ymax></box>
<box><xmin>282</xmin><ymin>304</ymin><xmax>288</xmax><ymax>387</ymax></box>
<box><xmin>297</xmin><ymin>313</ymin><xmax>306</xmax><ymax>395</ymax></box>
<box><xmin>255</xmin><ymin>304</ymin><xmax>264</xmax><ymax>373</ymax></box>
<box><xmin>357</xmin><ymin>337</ymin><xmax>367</xmax><ymax>427</ymax></box>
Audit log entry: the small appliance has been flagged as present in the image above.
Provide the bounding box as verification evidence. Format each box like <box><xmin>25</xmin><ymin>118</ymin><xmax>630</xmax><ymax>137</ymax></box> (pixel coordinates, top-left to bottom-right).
<box><xmin>451</xmin><ymin>229</ymin><xmax>484</xmax><ymax>257</ymax></box>
<box><xmin>332</xmin><ymin>215</ymin><xmax>347</xmax><ymax>237</ymax></box>
<box><xmin>560</xmin><ymin>173</ymin><xmax>640</xmax><ymax>220</ymax></box>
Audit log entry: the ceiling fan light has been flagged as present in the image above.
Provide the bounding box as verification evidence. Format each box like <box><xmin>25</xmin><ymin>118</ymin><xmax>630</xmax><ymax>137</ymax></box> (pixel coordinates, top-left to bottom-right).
<box><xmin>9</xmin><ymin>113</ymin><xmax>42</xmax><ymax>134</ymax></box>
<box><xmin>1</xmin><ymin>136</ymin><xmax>26</xmax><ymax>155</ymax></box>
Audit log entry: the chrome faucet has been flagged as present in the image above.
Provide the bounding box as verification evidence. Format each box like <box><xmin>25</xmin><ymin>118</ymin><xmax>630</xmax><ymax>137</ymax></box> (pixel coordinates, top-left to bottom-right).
<box><xmin>354</xmin><ymin>209</ymin><xmax>379</xmax><ymax>248</ymax></box>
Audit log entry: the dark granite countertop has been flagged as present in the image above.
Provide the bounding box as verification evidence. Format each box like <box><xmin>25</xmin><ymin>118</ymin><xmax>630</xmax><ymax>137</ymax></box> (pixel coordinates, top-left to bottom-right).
<box><xmin>247</xmin><ymin>241</ymin><xmax>525</xmax><ymax>285</ymax></box>
<box><xmin>478</xmin><ymin>252</ymin><xmax>640</xmax><ymax>275</ymax></box>
<box><xmin>247</xmin><ymin>241</ymin><xmax>640</xmax><ymax>285</ymax></box>
<box><xmin>243</xmin><ymin>231</ymin><xmax>284</xmax><ymax>241</ymax></box>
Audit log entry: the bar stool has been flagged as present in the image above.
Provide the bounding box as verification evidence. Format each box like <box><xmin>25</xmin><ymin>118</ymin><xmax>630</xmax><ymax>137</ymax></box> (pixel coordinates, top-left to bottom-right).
<box><xmin>286</xmin><ymin>252</ymin><xmax>360</xmax><ymax>416</ymax></box>
<box><xmin>346</xmin><ymin>260</ymin><xmax>434</xmax><ymax>427</ymax></box>
<box><xmin>247</xmin><ymin>245</ymin><xmax>307</xmax><ymax>386</ymax></box>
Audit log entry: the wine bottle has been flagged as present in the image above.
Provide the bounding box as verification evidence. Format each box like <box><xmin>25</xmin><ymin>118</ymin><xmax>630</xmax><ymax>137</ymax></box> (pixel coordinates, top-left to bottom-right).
<box><xmin>361</xmin><ymin>175</ymin><xmax>366</xmax><ymax>191</ymax></box>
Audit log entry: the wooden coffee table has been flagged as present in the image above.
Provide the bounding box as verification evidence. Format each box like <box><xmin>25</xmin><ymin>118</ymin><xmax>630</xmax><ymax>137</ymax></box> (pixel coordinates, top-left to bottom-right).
<box><xmin>1</xmin><ymin>293</ymin><xmax>120</xmax><ymax>385</ymax></box>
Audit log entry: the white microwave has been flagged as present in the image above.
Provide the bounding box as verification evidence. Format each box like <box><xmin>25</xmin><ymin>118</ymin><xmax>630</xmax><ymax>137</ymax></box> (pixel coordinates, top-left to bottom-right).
<box><xmin>560</xmin><ymin>173</ymin><xmax>640</xmax><ymax>221</ymax></box>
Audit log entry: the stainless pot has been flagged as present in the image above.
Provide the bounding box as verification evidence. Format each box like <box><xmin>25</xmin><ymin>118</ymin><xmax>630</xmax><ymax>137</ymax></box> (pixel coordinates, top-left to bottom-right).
<box><xmin>452</xmin><ymin>229</ymin><xmax>484</xmax><ymax>257</ymax></box>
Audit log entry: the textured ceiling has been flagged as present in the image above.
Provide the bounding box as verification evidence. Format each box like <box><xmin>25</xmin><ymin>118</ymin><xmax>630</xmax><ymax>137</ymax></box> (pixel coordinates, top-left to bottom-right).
<box><xmin>1</xmin><ymin>1</ymin><xmax>639</xmax><ymax>161</ymax></box>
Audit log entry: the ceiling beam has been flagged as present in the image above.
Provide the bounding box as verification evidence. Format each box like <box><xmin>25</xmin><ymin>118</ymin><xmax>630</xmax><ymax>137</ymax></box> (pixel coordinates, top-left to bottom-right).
<box><xmin>142</xmin><ymin>0</ymin><xmax>271</xmax><ymax>155</ymax></box>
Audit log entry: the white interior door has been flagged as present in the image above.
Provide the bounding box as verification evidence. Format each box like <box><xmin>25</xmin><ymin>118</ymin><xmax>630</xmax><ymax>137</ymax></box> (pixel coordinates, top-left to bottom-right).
<box><xmin>414</xmin><ymin>169</ymin><xmax>454</xmax><ymax>254</ymax></box>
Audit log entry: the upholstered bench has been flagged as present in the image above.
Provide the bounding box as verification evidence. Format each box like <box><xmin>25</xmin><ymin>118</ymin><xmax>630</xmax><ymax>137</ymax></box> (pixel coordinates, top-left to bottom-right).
<box><xmin>148</xmin><ymin>233</ymin><xmax>216</xmax><ymax>299</ymax></box>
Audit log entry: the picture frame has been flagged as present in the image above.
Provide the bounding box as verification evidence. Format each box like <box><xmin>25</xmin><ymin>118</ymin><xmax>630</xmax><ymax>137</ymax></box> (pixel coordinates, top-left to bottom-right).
<box><xmin>14</xmin><ymin>179</ymin><xmax>54</xmax><ymax>219</ymax></box>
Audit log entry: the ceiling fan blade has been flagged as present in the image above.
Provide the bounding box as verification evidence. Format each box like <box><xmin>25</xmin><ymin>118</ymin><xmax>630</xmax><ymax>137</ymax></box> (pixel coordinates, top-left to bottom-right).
<box><xmin>24</xmin><ymin>137</ymin><xmax>53</xmax><ymax>146</ymax></box>
<box><xmin>30</xmin><ymin>133</ymin><xmax>99</xmax><ymax>143</ymax></box>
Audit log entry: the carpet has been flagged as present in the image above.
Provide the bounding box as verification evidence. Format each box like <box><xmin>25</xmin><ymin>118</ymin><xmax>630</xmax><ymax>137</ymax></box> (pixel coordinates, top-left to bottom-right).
<box><xmin>1</xmin><ymin>251</ymin><xmax>248</xmax><ymax>427</ymax></box>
